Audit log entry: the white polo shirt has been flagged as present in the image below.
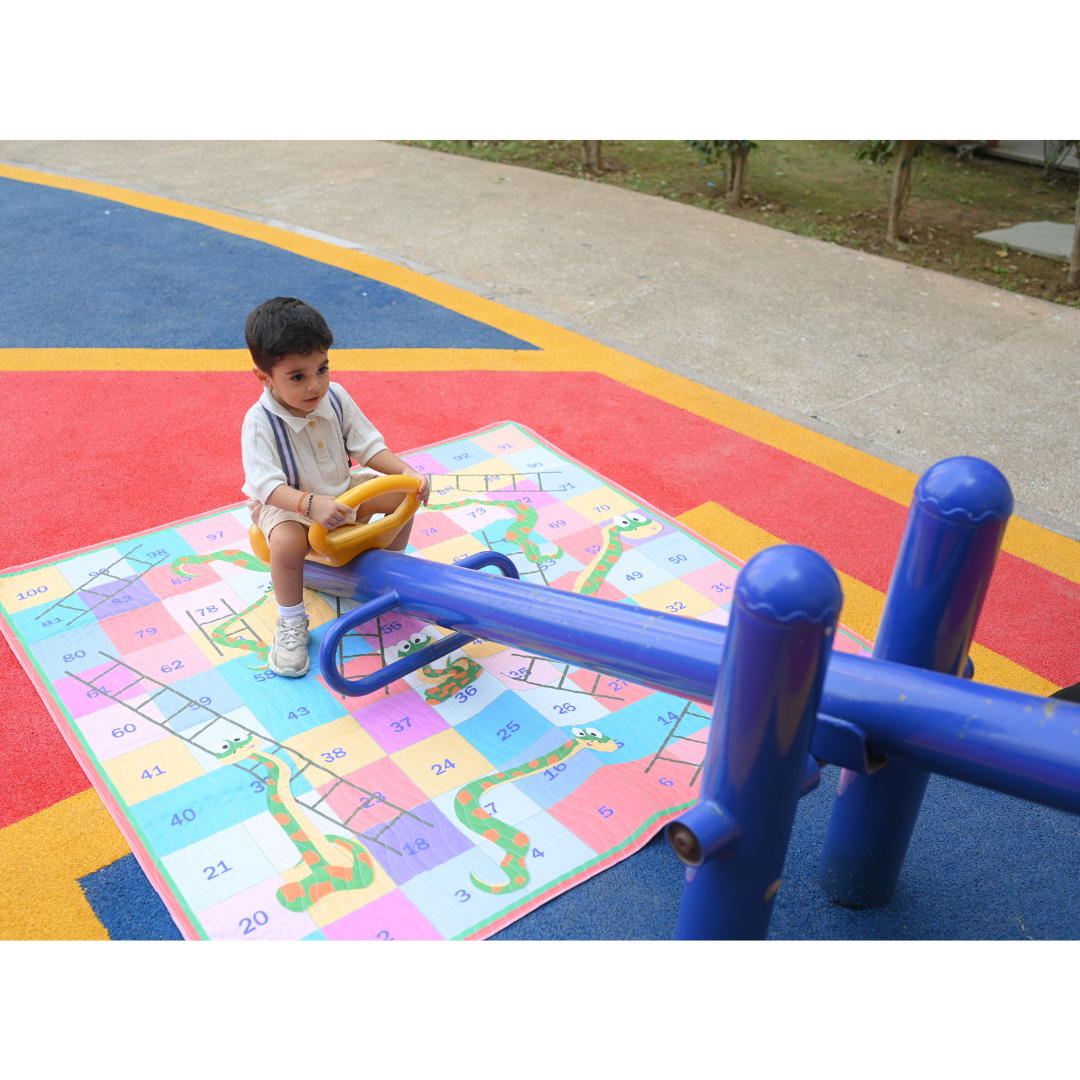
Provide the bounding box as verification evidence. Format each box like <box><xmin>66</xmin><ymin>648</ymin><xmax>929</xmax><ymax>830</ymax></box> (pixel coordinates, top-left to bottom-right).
<box><xmin>241</xmin><ymin>383</ymin><xmax>387</xmax><ymax>504</ymax></box>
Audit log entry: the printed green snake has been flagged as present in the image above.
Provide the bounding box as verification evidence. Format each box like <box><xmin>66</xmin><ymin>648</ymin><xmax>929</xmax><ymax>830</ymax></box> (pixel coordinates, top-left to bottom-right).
<box><xmin>453</xmin><ymin>726</ymin><xmax>618</xmax><ymax>894</ymax></box>
<box><xmin>398</xmin><ymin>632</ymin><xmax>483</xmax><ymax>704</ymax></box>
<box><xmin>216</xmin><ymin>734</ymin><xmax>376</xmax><ymax>911</ymax></box>
<box><xmin>171</xmin><ymin>550</ymin><xmax>275</xmax><ymax>668</ymax></box>
<box><xmin>573</xmin><ymin>512</ymin><xmax>662</xmax><ymax>595</ymax></box>
<box><xmin>434</xmin><ymin>497</ymin><xmax>564</xmax><ymax>566</ymax></box>
<box><xmin>434</xmin><ymin>500</ymin><xmax>662</xmax><ymax>597</ymax></box>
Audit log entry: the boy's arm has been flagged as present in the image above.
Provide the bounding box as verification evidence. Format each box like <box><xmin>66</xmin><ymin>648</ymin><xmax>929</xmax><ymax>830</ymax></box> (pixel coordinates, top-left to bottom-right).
<box><xmin>265</xmin><ymin>484</ymin><xmax>352</xmax><ymax>530</ymax></box>
<box><xmin>363</xmin><ymin>448</ymin><xmax>431</xmax><ymax>504</ymax></box>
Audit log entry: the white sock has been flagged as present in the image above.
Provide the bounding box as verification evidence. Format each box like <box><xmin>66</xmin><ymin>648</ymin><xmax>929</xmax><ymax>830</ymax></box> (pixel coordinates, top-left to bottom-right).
<box><xmin>277</xmin><ymin>601</ymin><xmax>307</xmax><ymax>620</ymax></box>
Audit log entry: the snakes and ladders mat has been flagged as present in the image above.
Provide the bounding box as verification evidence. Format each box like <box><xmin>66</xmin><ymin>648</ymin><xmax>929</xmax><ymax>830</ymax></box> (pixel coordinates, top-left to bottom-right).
<box><xmin>0</xmin><ymin>421</ymin><xmax>871</xmax><ymax>940</ymax></box>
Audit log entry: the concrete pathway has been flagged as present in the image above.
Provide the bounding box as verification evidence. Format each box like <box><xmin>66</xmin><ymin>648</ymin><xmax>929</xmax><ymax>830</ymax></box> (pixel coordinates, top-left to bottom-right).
<box><xmin>3</xmin><ymin>139</ymin><xmax>1076</xmax><ymax>536</ymax></box>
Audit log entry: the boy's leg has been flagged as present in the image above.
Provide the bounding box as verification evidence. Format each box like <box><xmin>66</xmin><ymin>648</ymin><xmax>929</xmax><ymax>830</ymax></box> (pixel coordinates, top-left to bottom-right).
<box><xmin>266</xmin><ymin>519</ymin><xmax>311</xmax><ymax>677</ymax></box>
<box><xmin>267</xmin><ymin>520</ymin><xmax>310</xmax><ymax>607</ymax></box>
<box><xmin>357</xmin><ymin>491</ymin><xmax>415</xmax><ymax>551</ymax></box>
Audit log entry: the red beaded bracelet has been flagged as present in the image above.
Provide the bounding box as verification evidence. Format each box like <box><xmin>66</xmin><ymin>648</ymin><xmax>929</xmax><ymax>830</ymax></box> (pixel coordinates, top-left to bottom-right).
<box><xmin>295</xmin><ymin>491</ymin><xmax>309</xmax><ymax>516</ymax></box>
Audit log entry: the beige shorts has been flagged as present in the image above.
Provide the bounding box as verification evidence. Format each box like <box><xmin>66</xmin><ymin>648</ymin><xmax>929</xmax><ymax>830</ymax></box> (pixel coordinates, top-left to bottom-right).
<box><xmin>249</xmin><ymin>470</ymin><xmax>380</xmax><ymax>539</ymax></box>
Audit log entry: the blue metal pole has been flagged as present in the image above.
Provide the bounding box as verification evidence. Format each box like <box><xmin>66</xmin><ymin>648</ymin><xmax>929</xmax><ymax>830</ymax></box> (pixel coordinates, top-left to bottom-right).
<box><xmin>666</xmin><ymin>545</ymin><xmax>842</xmax><ymax>940</ymax></box>
<box><xmin>817</xmin><ymin>457</ymin><xmax>1013</xmax><ymax>908</ymax></box>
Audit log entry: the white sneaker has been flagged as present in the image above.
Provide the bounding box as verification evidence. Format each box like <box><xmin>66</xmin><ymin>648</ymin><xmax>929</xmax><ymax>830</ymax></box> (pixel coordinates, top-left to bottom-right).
<box><xmin>268</xmin><ymin>615</ymin><xmax>310</xmax><ymax>677</ymax></box>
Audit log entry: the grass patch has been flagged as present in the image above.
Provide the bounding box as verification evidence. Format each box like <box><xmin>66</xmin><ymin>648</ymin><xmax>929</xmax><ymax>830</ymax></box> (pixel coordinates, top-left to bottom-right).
<box><xmin>399</xmin><ymin>140</ymin><xmax>1080</xmax><ymax>305</ymax></box>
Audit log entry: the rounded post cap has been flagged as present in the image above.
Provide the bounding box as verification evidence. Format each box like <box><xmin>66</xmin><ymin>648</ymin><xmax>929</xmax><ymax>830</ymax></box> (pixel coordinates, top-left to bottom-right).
<box><xmin>915</xmin><ymin>457</ymin><xmax>1013</xmax><ymax>525</ymax></box>
<box><xmin>736</xmin><ymin>544</ymin><xmax>842</xmax><ymax>627</ymax></box>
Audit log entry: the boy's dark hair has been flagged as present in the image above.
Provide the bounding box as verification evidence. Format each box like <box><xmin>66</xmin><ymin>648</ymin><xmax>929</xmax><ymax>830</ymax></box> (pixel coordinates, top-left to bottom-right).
<box><xmin>245</xmin><ymin>297</ymin><xmax>334</xmax><ymax>373</ymax></box>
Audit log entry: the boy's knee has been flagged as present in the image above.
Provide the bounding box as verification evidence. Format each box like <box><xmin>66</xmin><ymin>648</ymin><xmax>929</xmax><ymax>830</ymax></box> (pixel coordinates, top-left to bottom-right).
<box><xmin>268</xmin><ymin>521</ymin><xmax>310</xmax><ymax>559</ymax></box>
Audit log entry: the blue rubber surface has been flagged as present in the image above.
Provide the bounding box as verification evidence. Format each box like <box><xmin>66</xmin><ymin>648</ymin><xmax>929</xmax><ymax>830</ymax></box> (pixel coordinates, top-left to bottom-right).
<box><xmin>0</xmin><ymin>177</ymin><xmax>538</xmax><ymax>351</ymax></box>
<box><xmin>78</xmin><ymin>854</ymin><xmax>184</xmax><ymax>941</ymax></box>
<box><xmin>493</xmin><ymin>767</ymin><xmax>1080</xmax><ymax>940</ymax></box>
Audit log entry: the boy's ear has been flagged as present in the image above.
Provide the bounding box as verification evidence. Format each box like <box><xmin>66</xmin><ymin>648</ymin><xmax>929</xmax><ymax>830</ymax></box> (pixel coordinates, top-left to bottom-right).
<box><xmin>253</xmin><ymin>366</ymin><xmax>271</xmax><ymax>388</ymax></box>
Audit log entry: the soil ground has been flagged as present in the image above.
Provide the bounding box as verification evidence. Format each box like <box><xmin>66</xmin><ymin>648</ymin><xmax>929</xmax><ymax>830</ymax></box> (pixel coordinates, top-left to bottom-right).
<box><xmin>401</xmin><ymin>140</ymin><xmax>1080</xmax><ymax>306</ymax></box>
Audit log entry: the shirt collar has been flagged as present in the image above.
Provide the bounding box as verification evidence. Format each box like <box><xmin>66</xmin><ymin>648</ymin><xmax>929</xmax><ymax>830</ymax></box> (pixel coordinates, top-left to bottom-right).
<box><xmin>260</xmin><ymin>387</ymin><xmax>336</xmax><ymax>432</ymax></box>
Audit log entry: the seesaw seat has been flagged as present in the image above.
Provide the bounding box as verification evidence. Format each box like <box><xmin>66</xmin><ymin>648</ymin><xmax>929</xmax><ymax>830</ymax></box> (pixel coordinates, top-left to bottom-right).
<box><xmin>248</xmin><ymin>474</ymin><xmax>422</xmax><ymax>569</ymax></box>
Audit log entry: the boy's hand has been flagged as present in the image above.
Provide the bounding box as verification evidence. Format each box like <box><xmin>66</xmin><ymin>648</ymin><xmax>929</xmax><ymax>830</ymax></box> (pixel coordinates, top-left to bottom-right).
<box><xmin>310</xmin><ymin>495</ymin><xmax>352</xmax><ymax>530</ymax></box>
<box><xmin>404</xmin><ymin>465</ymin><xmax>430</xmax><ymax>505</ymax></box>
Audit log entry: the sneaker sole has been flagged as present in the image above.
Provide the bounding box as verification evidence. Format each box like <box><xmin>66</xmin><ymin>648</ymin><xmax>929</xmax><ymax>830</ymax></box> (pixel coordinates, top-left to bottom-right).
<box><xmin>267</xmin><ymin>656</ymin><xmax>311</xmax><ymax>678</ymax></box>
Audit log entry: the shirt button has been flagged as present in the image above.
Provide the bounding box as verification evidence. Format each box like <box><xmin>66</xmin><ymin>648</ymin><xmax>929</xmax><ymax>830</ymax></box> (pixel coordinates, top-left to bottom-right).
<box><xmin>318</xmin><ymin>442</ymin><xmax>324</xmax><ymax>449</ymax></box>
<box><xmin>309</xmin><ymin>421</ymin><xmax>316</xmax><ymax>427</ymax></box>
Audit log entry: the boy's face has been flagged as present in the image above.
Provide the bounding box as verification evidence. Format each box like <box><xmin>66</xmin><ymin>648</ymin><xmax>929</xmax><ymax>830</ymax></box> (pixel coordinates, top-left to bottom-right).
<box><xmin>255</xmin><ymin>350</ymin><xmax>330</xmax><ymax>416</ymax></box>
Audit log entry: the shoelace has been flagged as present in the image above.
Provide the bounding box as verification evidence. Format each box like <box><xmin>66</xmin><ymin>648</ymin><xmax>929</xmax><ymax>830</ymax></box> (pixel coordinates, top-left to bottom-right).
<box><xmin>277</xmin><ymin>621</ymin><xmax>308</xmax><ymax>651</ymax></box>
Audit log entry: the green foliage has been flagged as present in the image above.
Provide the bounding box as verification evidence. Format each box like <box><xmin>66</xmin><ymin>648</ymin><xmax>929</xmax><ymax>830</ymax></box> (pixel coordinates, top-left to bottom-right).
<box><xmin>687</xmin><ymin>140</ymin><xmax>758</xmax><ymax>164</ymax></box>
<box><xmin>851</xmin><ymin>140</ymin><xmax>926</xmax><ymax>166</ymax></box>
<box><xmin>853</xmin><ymin>140</ymin><xmax>991</xmax><ymax>166</ymax></box>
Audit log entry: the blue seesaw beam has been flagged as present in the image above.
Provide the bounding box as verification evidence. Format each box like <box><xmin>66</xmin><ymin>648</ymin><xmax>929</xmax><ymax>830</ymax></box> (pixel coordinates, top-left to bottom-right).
<box><xmin>309</xmin><ymin>545</ymin><xmax>1080</xmax><ymax>817</ymax></box>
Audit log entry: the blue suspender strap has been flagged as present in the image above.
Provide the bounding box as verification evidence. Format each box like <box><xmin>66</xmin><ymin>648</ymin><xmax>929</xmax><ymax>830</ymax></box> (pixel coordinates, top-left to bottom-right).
<box><xmin>260</xmin><ymin>405</ymin><xmax>300</xmax><ymax>490</ymax></box>
<box><xmin>328</xmin><ymin>388</ymin><xmax>352</xmax><ymax>464</ymax></box>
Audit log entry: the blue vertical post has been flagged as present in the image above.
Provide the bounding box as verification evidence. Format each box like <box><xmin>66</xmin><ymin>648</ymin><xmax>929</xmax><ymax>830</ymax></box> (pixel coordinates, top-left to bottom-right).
<box><xmin>817</xmin><ymin>457</ymin><xmax>1013</xmax><ymax>908</ymax></box>
<box><xmin>667</xmin><ymin>544</ymin><xmax>842</xmax><ymax>940</ymax></box>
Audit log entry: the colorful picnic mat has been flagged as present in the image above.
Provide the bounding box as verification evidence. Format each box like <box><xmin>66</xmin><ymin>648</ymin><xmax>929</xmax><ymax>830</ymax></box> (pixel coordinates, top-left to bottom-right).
<box><xmin>0</xmin><ymin>420</ymin><xmax>871</xmax><ymax>940</ymax></box>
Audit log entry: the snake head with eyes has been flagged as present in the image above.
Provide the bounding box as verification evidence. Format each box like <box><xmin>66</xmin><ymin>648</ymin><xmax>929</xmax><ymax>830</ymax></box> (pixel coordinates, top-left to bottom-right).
<box><xmin>612</xmin><ymin>511</ymin><xmax>663</xmax><ymax>540</ymax></box>
<box><xmin>573</xmin><ymin>511</ymin><xmax>665</xmax><ymax>596</ymax></box>
<box><xmin>215</xmin><ymin>733</ymin><xmax>260</xmax><ymax>762</ymax></box>
<box><xmin>397</xmin><ymin>633</ymin><xmax>435</xmax><ymax>660</ymax></box>
<box><xmin>571</xmin><ymin>726</ymin><xmax>618</xmax><ymax>753</ymax></box>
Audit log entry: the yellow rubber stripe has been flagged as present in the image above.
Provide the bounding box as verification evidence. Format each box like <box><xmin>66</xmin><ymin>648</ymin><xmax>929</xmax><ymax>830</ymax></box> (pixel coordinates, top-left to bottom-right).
<box><xmin>677</xmin><ymin>500</ymin><xmax>1059</xmax><ymax>696</ymax></box>
<box><xmin>3</xmin><ymin>162</ymin><xmax>1077</xmax><ymax>584</ymax></box>
<box><xmin>0</xmin><ymin>788</ymin><xmax>130</xmax><ymax>940</ymax></box>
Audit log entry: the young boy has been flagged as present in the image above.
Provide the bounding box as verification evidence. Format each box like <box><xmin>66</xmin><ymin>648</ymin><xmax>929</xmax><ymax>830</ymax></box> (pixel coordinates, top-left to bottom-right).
<box><xmin>241</xmin><ymin>296</ymin><xmax>429</xmax><ymax>677</ymax></box>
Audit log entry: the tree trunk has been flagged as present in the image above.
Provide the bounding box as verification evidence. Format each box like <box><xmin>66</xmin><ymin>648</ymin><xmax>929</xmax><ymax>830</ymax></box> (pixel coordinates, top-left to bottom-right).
<box><xmin>1070</xmin><ymin>143</ymin><xmax>1080</xmax><ymax>286</ymax></box>
<box><xmin>727</xmin><ymin>147</ymin><xmax>748</xmax><ymax>204</ymax></box>
<box><xmin>886</xmin><ymin>140</ymin><xmax>915</xmax><ymax>246</ymax></box>
<box><xmin>580</xmin><ymin>141</ymin><xmax>602</xmax><ymax>173</ymax></box>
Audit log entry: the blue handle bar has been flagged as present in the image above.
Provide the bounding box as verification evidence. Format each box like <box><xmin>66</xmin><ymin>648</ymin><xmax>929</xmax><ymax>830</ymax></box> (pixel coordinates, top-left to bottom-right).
<box><xmin>318</xmin><ymin>550</ymin><xmax>518</xmax><ymax>698</ymax></box>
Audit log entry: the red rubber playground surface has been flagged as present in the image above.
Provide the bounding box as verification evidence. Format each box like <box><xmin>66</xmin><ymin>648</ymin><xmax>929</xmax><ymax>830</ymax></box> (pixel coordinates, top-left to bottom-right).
<box><xmin>2</xmin><ymin>162</ymin><xmax>1079</xmax><ymax>939</ymax></box>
